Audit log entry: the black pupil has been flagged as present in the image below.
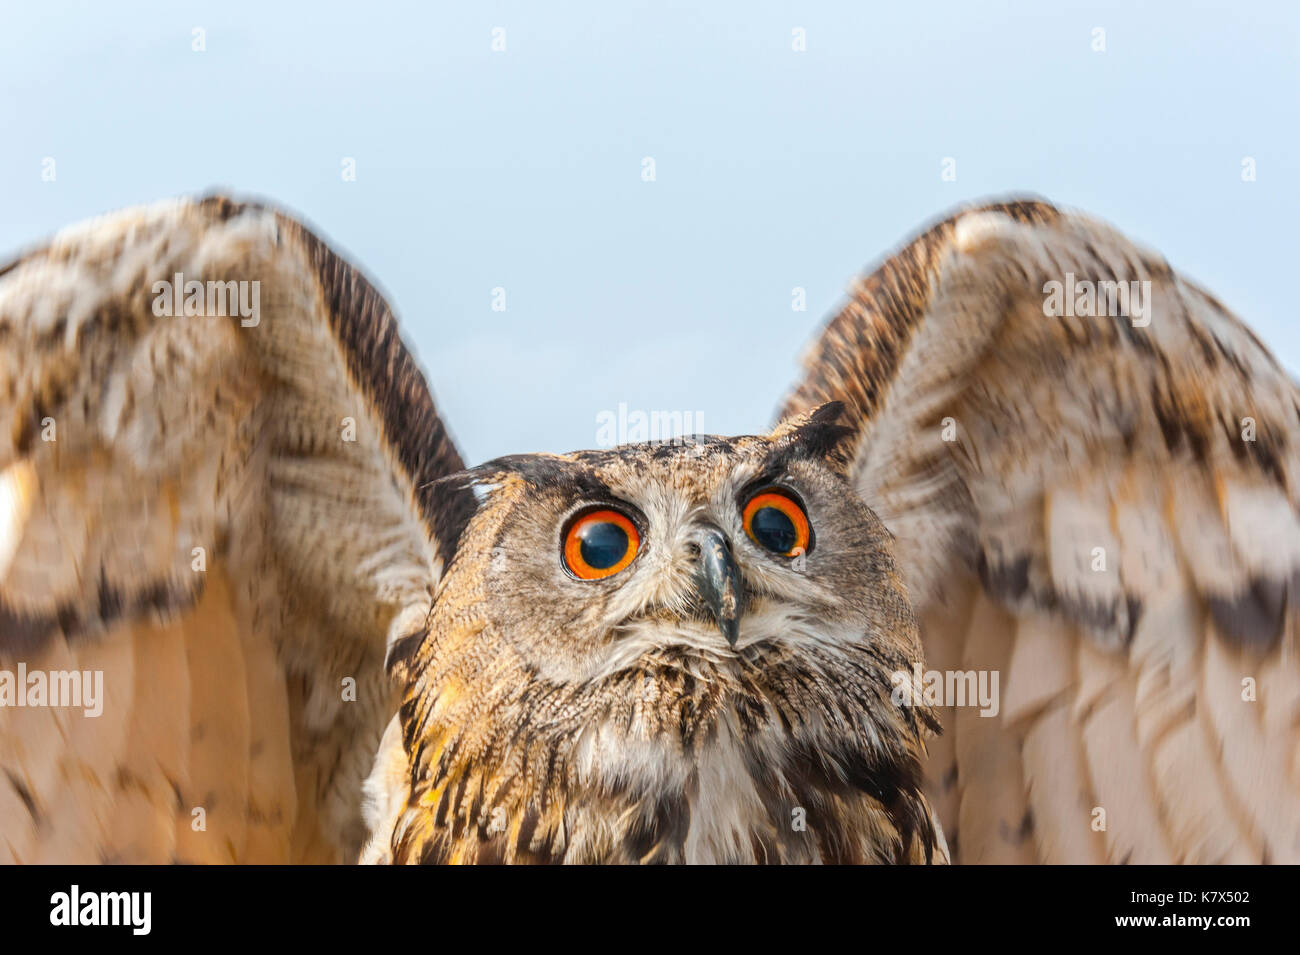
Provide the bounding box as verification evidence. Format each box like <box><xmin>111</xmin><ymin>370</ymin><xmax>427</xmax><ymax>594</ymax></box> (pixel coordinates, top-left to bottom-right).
<box><xmin>752</xmin><ymin>506</ymin><xmax>797</xmax><ymax>554</ymax></box>
<box><xmin>578</xmin><ymin>521</ymin><xmax>629</xmax><ymax>570</ymax></box>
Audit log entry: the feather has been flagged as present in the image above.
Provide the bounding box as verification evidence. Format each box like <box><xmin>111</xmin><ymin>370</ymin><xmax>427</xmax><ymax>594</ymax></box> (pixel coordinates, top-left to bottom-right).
<box><xmin>0</xmin><ymin>196</ymin><xmax>469</xmax><ymax>863</ymax></box>
<box><xmin>952</xmin><ymin>594</ymin><xmax>1036</xmax><ymax>864</ymax></box>
<box><xmin>782</xmin><ymin>198</ymin><xmax>1300</xmax><ymax>864</ymax></box>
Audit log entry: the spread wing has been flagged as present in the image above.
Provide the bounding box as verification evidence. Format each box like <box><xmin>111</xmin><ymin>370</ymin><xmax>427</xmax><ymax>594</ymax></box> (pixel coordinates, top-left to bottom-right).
<box><xmin>0</xmin><ymin>197</ymin><xmax>471</xmax><ymax>863</ymax></box>
<box><xmin>781</xmin><ymin>200</ymin><xmax>1300</xmax><ymax>863</ymax></box>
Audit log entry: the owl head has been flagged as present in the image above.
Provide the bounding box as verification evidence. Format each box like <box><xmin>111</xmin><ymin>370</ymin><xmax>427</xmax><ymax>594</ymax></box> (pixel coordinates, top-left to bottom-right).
<box><xmin>376</xmin><ymin>402</ymin><xmax>942</xmax><ymax>864</ymax></box>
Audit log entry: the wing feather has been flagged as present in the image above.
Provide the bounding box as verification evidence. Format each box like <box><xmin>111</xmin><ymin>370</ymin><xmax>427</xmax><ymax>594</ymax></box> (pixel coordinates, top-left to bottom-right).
<box><xmin>0</xmin><ymin>196</ymin><xmax>472</xmax><ymax>863</ymax></box>
<box><xmin>951</xmin><ymin>593</ymin><xmax>1038</xmax><ymax>864</ymax></box>
<box><xmin>782</xmin><ymin>198</ymin><xmax>1300</xmax><ymax>863</ymax></box>
<box><xmin>1021</xmin><ymin>697</ymin><xmax>1103</xmax><ymax>863</ymax></box>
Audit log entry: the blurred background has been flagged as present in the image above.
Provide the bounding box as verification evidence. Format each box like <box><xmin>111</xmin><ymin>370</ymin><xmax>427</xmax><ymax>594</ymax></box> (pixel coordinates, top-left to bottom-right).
<box><xmin>1</xmin><ymin>0</ymin><xmax>1296</xmax><ymax>462</ymax></box>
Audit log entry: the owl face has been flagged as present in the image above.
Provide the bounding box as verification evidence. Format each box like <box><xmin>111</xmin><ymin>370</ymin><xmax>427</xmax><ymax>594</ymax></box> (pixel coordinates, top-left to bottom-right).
<box><xmin>462</xmin><ymin>423</ymin><xmax>903</xmax><ymax>685</ymax></box>
<box><xmin>389</xmin><ymin>404</ymin><xmax>940</xmax><ymax>863</ymax></box>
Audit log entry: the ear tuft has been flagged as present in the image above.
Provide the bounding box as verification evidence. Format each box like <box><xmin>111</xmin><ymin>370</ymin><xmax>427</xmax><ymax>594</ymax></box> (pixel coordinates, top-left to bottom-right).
<box><xmin>769</xmin><ymin>401</ymin><xmax>856</xmax><ymax>474</ymax></box>
<box><xmin>420</xmin><ymin>469</ymin><xmax>485</xmax><ymax>571</ymax></box>
<box><xmin>769</xmin><ymin>400</ymin><xmax>844</xmax><ymax>437</ymax></box>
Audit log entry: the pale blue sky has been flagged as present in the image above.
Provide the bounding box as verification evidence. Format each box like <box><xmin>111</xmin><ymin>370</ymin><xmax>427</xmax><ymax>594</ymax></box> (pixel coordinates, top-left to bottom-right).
<box><xmin>2</xmin><ymin>1</ymin><xmax>1296</xmax><ymax>462</ymax></box>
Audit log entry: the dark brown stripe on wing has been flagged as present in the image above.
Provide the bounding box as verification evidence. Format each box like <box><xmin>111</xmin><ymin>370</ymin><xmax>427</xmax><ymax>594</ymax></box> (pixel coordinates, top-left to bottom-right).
<box><xmin>779</xmin><ymin>198</ymin><xmax>1060</xmax><ymax>434</ymax></box>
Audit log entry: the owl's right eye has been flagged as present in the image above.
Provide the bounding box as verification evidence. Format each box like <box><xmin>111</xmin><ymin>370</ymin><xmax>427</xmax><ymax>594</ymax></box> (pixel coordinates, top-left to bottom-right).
<box><xmin>562</xmin><ymin>508</ymin><xmax>640</xmax><ymax>580</ymax></box>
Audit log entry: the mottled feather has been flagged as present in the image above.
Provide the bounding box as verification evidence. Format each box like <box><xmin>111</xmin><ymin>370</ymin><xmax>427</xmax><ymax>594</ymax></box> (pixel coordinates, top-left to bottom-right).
<box><xmin>781</xmin><ymin>198</ymin><xmax>1300</xmax><ymax>863</ymax></box>
<box><xmin>0</xmin><ymin>196</ymin><xmax>468</xmax><ymax>863</ymax></box>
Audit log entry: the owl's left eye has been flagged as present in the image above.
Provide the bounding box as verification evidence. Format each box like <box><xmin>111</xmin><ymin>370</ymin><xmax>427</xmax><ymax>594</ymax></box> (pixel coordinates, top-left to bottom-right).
<box><xmin>742</xmin><ymin>488</ymin><xmax>811</xmax><ymax>558</ymax></box>
<box><xmin>563</xmin><ymin>508</ymin><xmax>641</xmax><ymax>580</ymax></box>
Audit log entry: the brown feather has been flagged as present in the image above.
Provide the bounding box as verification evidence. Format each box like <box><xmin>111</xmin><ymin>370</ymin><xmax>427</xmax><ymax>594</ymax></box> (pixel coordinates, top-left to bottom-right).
<box><xmin>782</xmin><ymin>198</ymin><xmax>1300</xmax><ymax>863</ymax></box>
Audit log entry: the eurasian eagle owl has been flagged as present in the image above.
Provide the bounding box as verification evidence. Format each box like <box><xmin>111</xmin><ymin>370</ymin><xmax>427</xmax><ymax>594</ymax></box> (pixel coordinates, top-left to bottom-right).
<box><xmin>365</xmin><ymin>412</ymin><xmax>941</xmax><ymax>863</ymax></box>
<box><xmin>0</xmin><ymin>196</ymin><xmax>1295</xmax><ymax>865</ymax></box>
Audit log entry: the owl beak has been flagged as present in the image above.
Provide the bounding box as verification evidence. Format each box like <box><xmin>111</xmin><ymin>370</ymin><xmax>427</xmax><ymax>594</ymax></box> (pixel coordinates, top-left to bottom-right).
<box><xmin>695</xmin><ymin>526</ymin><xmax>745</xmax><ymax>646</ymax></box>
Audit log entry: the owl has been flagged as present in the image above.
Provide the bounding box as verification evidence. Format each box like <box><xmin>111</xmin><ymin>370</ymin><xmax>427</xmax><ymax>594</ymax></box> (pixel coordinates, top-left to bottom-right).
<box><xmin>363</xmin><ymin>419</ymin><xmax>941</xmax><ymax>863</ymax></box>
<box><xmin>0</xmin><ymin>195</ymin><xmax>1296</xmax><ymax>864</ymax></box>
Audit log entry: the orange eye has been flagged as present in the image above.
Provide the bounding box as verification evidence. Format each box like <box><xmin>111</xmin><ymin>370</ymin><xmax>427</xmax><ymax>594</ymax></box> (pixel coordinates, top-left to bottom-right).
<box><xmin>563</xmin><ymin>508</ymin><xmax>640</xmax><ymax>580</ymax></box>
<box><xmin>742</xmin><ymin>490</ymin><xmax>810</xmax><ymax>557</ymax></box>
